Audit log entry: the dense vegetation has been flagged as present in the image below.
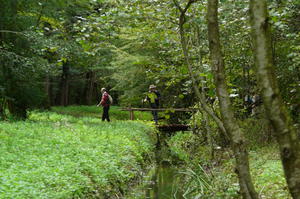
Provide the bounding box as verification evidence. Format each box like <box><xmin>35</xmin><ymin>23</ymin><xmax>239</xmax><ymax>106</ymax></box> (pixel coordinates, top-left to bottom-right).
<box><xmin>0</xmin><ymin>108</ymin><xmax>155</xmax><ymax>198</ymax></box>
<box><xmin>1</xmin><ymin>0</ymin><xmax>300</xmax><ymax>198</ymax></box>
<box><xmin>167</xmin><ymin>131</ymin><xmax>290</xmax><ymax>198</ymax></box>
<box><xmin>0</xmin><ymin>106</ymin><xmax>292</xmax><ymax>198</ymax></box>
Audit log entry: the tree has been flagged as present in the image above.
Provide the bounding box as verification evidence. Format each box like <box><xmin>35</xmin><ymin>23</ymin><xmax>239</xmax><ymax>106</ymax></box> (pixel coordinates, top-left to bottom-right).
<box><xmin>250</xmin><ymin>0</ymin><xmax>300</xmax><ymax>197</ymax></box>
<box><xmin>173</xmin><ymin>0</ymin><xmax>227</xmax><ymax>134</ymax></box>
<box><xmin>0</xmin><ymin>0</ymin><xmax>50</xmax><ymax>118</ymax></box>
<box><xmin>206</xmin><ymin>0</ymin><xmax>258</xmax><ymax>198</ymax></box>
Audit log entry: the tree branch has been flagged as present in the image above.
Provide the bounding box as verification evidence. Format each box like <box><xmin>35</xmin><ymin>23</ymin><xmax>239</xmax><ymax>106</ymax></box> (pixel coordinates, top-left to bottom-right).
<box><xmin>0</xmin><ymin>30</ymin><xmax>24</xmax><ymax>35</ymax></box>
<box><xmin>173</xmin><ymin>0</ymin><xmax>183</xmax><ymax>13</ymax></box>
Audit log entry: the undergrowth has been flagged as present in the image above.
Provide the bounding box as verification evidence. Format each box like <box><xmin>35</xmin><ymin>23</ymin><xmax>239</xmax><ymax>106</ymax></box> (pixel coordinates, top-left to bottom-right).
<box><xmin>0</xmin><ymin>111</ymin><xmax>156</xmax><ymax>198</ymax></box>
<box><xmin>167</xmin><ymin>131</ymin><xmax>291</xmax><ymax>199</ymax></box>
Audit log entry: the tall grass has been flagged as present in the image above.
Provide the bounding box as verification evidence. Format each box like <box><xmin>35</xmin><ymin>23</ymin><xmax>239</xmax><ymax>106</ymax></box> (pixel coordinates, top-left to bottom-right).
<box><xmin>0</xmin><ymin>111</ymin><xmax>155</xmax><ymax>198</ymax></box>
<box><xmin>51</xmin><ymin>105</ymin><xmax>152</xmax><ymax>121</ymax></box>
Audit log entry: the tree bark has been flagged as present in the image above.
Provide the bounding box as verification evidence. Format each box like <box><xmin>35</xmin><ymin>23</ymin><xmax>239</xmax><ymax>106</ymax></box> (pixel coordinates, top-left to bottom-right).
<box><xmin>250</xmin><ymin>0</ymin><xmax>300</xmax><ymax>198</ymax></box>
<box><xmin>207</xmin><ymin>0</ymin><xmax>258</xmax><ymax>198</ymax></box>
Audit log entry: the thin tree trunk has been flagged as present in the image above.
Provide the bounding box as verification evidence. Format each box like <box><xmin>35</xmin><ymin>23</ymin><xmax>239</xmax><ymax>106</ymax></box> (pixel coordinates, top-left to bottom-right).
<box><xmin>207</xmin><ymin>0</ymin><xmax>258</xmax><ymax>198</ymax></box>
<box><xmin>44</xmin><ymin>74</ymin><xmax>51</xmax><ymax>108</ymax></box>
<box><xmin>249</xmin><ymin>0</ymin><xmax>300</xmax><ymax>198</ymax></box>
<box><xmin>197</xmin><ymin>30</ymin><xmax>215</xmax><ymax>157</ymax></box>
<box><xmin>49</xmin><ymin>76</ymin><xmax>54</xmax><ymax>106</ymax></box>
<box><xmin>173</xmin><ymin>0</ymin><xmax>228</xmax><ymax>140</ymax></box>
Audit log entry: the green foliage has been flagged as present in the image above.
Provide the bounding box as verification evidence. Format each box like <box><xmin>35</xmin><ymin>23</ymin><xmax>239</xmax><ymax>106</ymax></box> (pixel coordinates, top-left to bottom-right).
<box><xmin>179</xmin><ymin>165</ymin><xmax>213</xmax><ymax>199</ymax></box>
<box><xmin>240</xmin><ymin>117</ymin><xmax>274</xmax><ymax>145</ymax></box>
<box><xmin>166</xmin><ymin>130</ymin><xmax>291</xmax><ymax>198</ymax></box>
<box><xmin>1</xmin><ymin>0</ymin><xmax>299</xmax><ymax>120</ymax></box>
<box><xmin>166</xmin><ymin>132</ymin><xmax>213</xmax><ymax>198</ymax></box>
<box><xmin>0</xmin><ymin>0</ymin><xmax>59</xmax><ymax>117</ymax></box>
<box><xmin>168</xmin><ymin>132</ymin><xmax>197</xmax><ymax>162</ymax></box>
<box><xmin>1</xmin><ymin>0</ymin><xmax>299</xmax><ymax>197</ymax></box>
<box><xmin>0</xmin><ymin>0</ymin><xmax>123</xmax><ymax>117</ymax></box>
<box><xmin>0</xmin><ymin>111</ymin><xmax>155</xmax><ymax>198</ymax></box>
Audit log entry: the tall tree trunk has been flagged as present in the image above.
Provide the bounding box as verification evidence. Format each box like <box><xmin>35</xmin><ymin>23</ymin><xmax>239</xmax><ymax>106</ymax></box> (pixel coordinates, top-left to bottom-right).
<box><xmin>207</xmin><ymin>0</ymin><xmax>258</xmax><ymax>198</ymax></box>
<box><xmin>61</xmin><ymin>64</ymin><xmax>69</xmax><ymax>106</ymax></box>
<box><xmin>84</xmin><ymin>70</ymin><xmax>96</xmax><ymax>105</ymax></box>
<box><xmin>49</xmin><ymin>76</ymin><xmax>54</xmax><ymax>106</ymax></box>
<box><xmin>0</xmin><ymin>99</ymin><xmax>5</xmax><ymax>120</ymax></box>
<box><xmin>44</xmin><ymin>74</ymin><xmax>51</xmax><ymax>108</ymax></box>
<box><xmin>56</xmin><ymin>63</ymin><xmax>69</xmax><ymax>106</ymax></box>
<box><xmin>173</xmin><ymin>0</ymin><xmax>229</xmax><ymax>142</ymax></box>
<box><xmin>249</xmin><ymin>0</ymin><xmax>300</xmax><ymax>198</ymax></box>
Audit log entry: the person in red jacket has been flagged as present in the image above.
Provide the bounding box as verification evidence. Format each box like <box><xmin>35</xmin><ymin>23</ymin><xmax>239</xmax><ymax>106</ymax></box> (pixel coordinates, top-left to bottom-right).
<box><xmin>97</xmin><ymin>88</ymin><xmax>110</xmax><ymax>122</ymax></box>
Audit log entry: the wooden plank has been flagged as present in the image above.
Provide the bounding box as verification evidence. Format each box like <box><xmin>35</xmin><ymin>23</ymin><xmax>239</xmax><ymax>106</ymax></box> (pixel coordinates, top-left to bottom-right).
<box><xmin>121</xmin><ymin>107</ymin><xmax>197</xmax><ymax>112</ymax></box>
<box><xmin>157</xmin><ymin>124</ymin><xmax>190</xmax><ymax>132</ymax></box>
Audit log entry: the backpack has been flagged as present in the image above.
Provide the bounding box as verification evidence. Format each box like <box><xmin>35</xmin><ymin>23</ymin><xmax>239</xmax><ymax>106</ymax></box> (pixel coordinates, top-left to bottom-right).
<box><xmin>108</xmin><ymin>94</ymin><xmax>113</xmax><ymax>105</ymax></box>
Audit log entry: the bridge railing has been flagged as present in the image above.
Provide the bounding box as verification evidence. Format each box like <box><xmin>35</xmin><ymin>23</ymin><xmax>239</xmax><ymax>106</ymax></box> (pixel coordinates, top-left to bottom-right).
<box><xmin>121</xmin><ymin>107</ymin><xmax>197</xmax><ymax>120</ymax></box>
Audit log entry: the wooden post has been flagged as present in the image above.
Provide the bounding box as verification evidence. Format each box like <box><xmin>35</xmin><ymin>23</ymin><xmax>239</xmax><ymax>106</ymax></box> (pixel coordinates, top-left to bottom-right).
<box><xmin>129</xmin><ymin>105</ymin><xmax>134</xmax><ymax>120</ymax></box>
<box><xmin>130</xmin><ymin>110</ymin><xmax>134</xmax><ymax>120</ymax></box>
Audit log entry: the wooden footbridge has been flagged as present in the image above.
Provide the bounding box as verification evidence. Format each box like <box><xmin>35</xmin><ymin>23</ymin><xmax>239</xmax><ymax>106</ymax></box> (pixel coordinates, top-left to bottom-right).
<box><xmin>121</xmin><ymin>107</ymin><xmax>197</xmax><ymax>132</ymax></box>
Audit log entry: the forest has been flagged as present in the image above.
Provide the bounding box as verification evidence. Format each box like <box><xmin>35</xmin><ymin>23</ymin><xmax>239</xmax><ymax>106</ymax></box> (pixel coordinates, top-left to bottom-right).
<box><xmin>0</xmin><ymin>0</ymin><xmax>300</xmax><ymax>198</ymax></box>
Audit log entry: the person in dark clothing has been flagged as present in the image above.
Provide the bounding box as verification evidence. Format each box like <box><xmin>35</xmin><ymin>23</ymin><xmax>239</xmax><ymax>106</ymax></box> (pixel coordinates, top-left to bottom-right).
<box><xmin>97</xmin><ymin>88</ymin><xmax>110</xmax><ymax>122</ymax></box>
<box><xmin>144</xmin><ymin>85</ymin><xmax>160</xmax><ymax>124</ymax></box>
<box><xmin>251</xmin><ymin>93</ymin><xmax>262</xmax><ymax>116</ymax></box>
<box><xmin>244</xmin><ymin>94</ymin><xmax>253</xmax><ymax>116</ymax></box>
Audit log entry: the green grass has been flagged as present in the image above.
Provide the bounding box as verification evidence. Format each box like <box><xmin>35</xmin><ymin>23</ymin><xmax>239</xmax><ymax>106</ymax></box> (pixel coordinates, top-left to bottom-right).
<box><xmin>250</xmin><ymin>146</ymin><xmax>290</xmax><ymax>199</ymax></box>
<box><xmin>1</xmin><ymin>105</ymin><xmax>290</xmax><ymax>198</ymax></box>
<box><xmin>167</xmin><ymin>132</ymin><xmax>291</xmax><ymax>199</ymax></box>
<box><xmin>0</xmin><ymin>111</ymin><xmax>156</xmax><ymax>198</ymax></box>
<box><xmin>51</xmin><ymin>105</ymin><xmax>153</xmax><ymax>121</ymax></box>
<box><xmin>211</xmin><ymin>146</ymin><xmax>290</xmax><ymax>198</ymax></box>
